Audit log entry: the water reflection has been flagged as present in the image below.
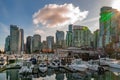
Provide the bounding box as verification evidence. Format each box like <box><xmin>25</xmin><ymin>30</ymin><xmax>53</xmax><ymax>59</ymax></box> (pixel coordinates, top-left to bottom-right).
<box><xmin>55</xmin><ymin>73</ymin><xmax>64</xmax><ymax>80</ymax></box>
<box><xmin>0</xmin><ymin>68</ymin><xmax>120</xmax><ymax>80</ymax></box>
<box><xmin>6</xmin><ymin>69</ymin><xmax>19</xmax><ymax>80</ymax></box>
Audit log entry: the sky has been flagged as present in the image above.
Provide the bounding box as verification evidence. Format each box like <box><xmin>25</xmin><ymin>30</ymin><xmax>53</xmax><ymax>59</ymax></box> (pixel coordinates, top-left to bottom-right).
<box><xmin>0</xmin><ymin>0</ymin><xmax>120</xmax><ymax>51</ymax></box>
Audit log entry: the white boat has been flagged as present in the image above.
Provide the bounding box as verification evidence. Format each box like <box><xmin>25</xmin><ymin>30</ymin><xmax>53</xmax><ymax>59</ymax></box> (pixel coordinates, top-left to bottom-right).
<box><xmin>0</xmin><ymin>57</ymin><xmax>6</xmax><ymax>68</ymax></box>
<box><xmin>39</xmin><ymin>62</ymin><xmax>48</xmax><ymax>72</ymax></box>
<box><xmin>87</xmin><ymin>60</ymin><xmax>99</xmax><ymax>71</ymax></box>
<box><xmin>99</xmin><ymin>58</ymin><xmax>116</xmax><ymax>66</ymax></box>
<box><xmin>19</xmin><ymin>61</ymin><xmax>33</xmax><ymax>74</ymax></box>
<box><xmin>49</xmin><ymin>59</ymin><xmax>61</xmax><ymax>68</ymax></box>
<box><xmin>109</xmin><ymin>67</ymin><xmax>120</xmax><ymax>76</ymax></box>
<box><xmin>69</xmin><ymin>59</ymin><xmax>88</xmax><ymax>71</ymax></box>
<box><xmin>108</xmin><ymin>61</ymin><xmax>120</xmax><ymax>69</ymax></box>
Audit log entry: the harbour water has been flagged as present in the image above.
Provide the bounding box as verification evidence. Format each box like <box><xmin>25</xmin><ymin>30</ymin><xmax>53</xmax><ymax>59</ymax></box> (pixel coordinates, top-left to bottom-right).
<box><xmin>0</xmin><ymin>68</ymin><xmax>120</xmax><ymax>80</ymax></box>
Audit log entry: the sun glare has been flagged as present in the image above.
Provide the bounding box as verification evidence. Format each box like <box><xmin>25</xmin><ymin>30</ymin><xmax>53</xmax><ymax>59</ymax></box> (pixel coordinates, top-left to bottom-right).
<box><xmin>112</xmin><ymin>0</ymin><xmax>120</xmax><ymax>11</ymax></box>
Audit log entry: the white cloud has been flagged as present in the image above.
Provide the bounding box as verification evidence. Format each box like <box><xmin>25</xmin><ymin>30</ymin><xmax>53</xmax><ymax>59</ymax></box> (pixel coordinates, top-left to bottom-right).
<box><xmin>34</xmin><ymin>29</ymin><xmax>45</xmax><ymax>34</ymax></box>
<box><xmin>74</xmin><ymin>17</ymin><xmax>99</xmax><ymax>33</ymax></box>
<box><xmin>79</xmin><ymin>17</ymin><xmax>99</xmax><ymax>24</ymax></box>
<box><xmin>112</xmin><ymin>0</ymin><xmax>120</xmax><ymax>11</ymax></box>
<box><xmin>33</xmin><ymin>3</ymin><xmax>88</xmax><ymax>28</ymax></box>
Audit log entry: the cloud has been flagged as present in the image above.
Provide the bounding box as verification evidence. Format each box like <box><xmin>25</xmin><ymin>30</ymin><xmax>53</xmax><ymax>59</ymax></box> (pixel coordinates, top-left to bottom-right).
<box><xmin>33</xmin><ymin>3</ymin><xmax>88</xmax><ymax>28</ymax></box>
<box><xmin>79</xmin><ymin>17</ymin><xmax>99</xmax><ymax>24</ymax></box>
<box><xmin>34</xmin><ymin>29</ymin><xmax>45</xmax><ymax>34</ymax></box>
<box><xmin>74</xmin><ymin>17</ymin><xmax>99</xmax><ymax>33</ymax></box>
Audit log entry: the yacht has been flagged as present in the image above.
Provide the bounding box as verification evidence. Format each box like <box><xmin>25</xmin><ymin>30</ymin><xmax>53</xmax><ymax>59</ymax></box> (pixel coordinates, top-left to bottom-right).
<box><xmin>39</xmin><ymin>62</ymin><xmax>48</xmax><ymax>72</ymax></box>
<box><xmin>8</xmin><ymin>55</ymin><xmax>16</xmax><ymax>63</ymax></box>
<box><xmin>99</xmin><ymin>58</ymin><xmax>116</xmax><ymax>66</ymax></box>
<box><xmin>19</xmin><ymin>61</ymin><xmax>33</xmax><ymax>74</ymax></box>
<box><xmin>0</xmin><ymin>57</ymin><xmax>6</xmax><ymax>68</ymax></box>
<box><xmin>108</xmin><ymin>61</ymin><xmax>120</xmax><ymax>69</ymax></box>
<box><xmin>49</xmin><ymin>59</ymin><xmax>61</xmax><ymax>68</ymax></box>
<box><xmin>87</xmin><ymin>60</ymin><xmax>99</xmax><ymax>71</ymax></box>
<box><xmin>68</xmin><ymin>59</ymin><xmax>88</xmax><ymax>71</ymax></box>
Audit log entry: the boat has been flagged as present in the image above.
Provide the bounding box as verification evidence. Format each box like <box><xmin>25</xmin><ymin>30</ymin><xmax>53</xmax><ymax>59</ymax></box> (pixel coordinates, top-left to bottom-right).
<box><xmin>39</xmin><ymin>62</ymin><xmax>48</xmax><ymax>73</ymax></box>
<box><xmin>99</xmin><ymin>58</ymin><xmax>116</xmax><ymax>66</ymax></box>
<box><xmin>19</xmin><ymin>61</ymin><xmax>33</xmax><ymax>74</ymax></box>
<box><xmin>49</xmin><ymin>59</ymin><xmax>61</xmax><ymax>68</ymax></box>
<box><xmin>109</xmin><ymin>67</ymin><xmax>120</xmax><ymax>76</ymax></box>
<box><xmin>68</xmin><ymin>59</ymin><xmax>88</xmax><ymax>71</ymax></box>
<box><xmin>0</xmin><ymin>57</ymin><xmax>6</xmax><ymax>68</ymax></box>
<box><xmin>108</xmin><ymin>61</ymin><xmax>120</xmax><ymax>69</ymax></box>
<box><xmin>87</xmin><ymin>60</ymin><xmax>99</xmax><ymax>71</ymax></box>
<box><xmin>8</xmin><ymin>55</ymin><xmax>16</xmax><ymax>63</ymax></box>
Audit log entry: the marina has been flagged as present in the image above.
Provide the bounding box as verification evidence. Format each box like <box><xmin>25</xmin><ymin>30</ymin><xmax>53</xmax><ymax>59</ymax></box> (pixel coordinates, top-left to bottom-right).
<box><xmin>0</xmin><ymin>54</ymin><xmax>120</xmax><ymax>80</ymax></box>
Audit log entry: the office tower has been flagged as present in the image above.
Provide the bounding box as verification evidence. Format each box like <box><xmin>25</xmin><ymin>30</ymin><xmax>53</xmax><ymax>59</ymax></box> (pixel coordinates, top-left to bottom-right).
<box><xmin>56</xmin><ymin>30</ymin><xmax>64</xmax><ymax>48</ymax></box>
<box><xmin>93</xmin><ymin>29</ymin><xmax>100</xmax><ymax>49</ymax></box>
<box><xmin>42</xmin><ymin>41</ymin><xmax>47</xmax><ymax>52</ymax></box>
<box><xmin>9</xmin><ymin>25</ymin><xmax>24</xmax><ymax>54</ymax></box>
<box><xmin>32</xmin><ymin>34</ymin><xmax>41</xmax><ymax>53</ymax></box>
<box><xmin>10</xmin><ymin>25</ymin><xmax>19</xmax><ymax>54</ymax></box>
<box><xmin>66</xmin><ymin>24</ymin><xmax>73</xmax><ymax>47</ymax></box>
<box><xmin>99</xmin><ymin>7</ymin><xmax>120</xmax><ymax>49</ymax></box>
<box><xmin>46</xmin><ymin>36</ymin><xmax>54</xmax><ymax>52</ymax></box>
<box><xmin>20</xmin><ymin>29</ymin><xmax>24</xmax><ymax>53</ymax></box>
<box><xmin>26</xmin><ymin>36</ymin><xmax>32</xmax><ymax>54</ymax></box>
<box><xmin>72</xmin><ymin>25</ymin><xmax>92</xmax><ymax>47</ymax></box>
<box><xmin>5</xmin><ymin>35</ymin><xmax>10</xmax><ymax>53</ymax></box>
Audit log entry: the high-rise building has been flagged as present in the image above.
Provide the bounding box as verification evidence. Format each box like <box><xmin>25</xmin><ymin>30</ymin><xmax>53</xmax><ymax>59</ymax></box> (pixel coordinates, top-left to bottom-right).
<box><xmin>42</xmin><ymin>40</ymin><xmax>47</xmax><ymax>52</ymax></box>
<box><xmin>72</xmin><ymin>25</ymin><xmax>92</xmax><ymax>47</ymax></box>
<box><xmin>69</xmin><ymin>24</ymin><xmax>73</xmax><ymax>32</ymax></box>
<box><xmin>9</xmin><ymin>25</ymin><xmax>24</xmax><ymax>54</ymax></box>
<box><xmin>93</xmin><ymin>29</ymin><xmax>100</xmax><ymax>49</ymax></box>
<box><xmin>66</xmin><ymin>24</ymin><xmax>73</xmax><ymax>47</ymax></box>
<box><xmin>99</xmin><ymin>7</ymin><xmax>120</xmax><ymax>48</ymax></box>
<box><xmin>46</xmin><ymin>36</ymin><xmax>54</xmax><ymax>51</ymax></box>
<box><xmin>20</xmin><ymin>29</ymin><xmax>24</xmax><ymax>52</ymax></box>
<box><xmin>26</xmin><ymin>36</ymin><xmax>32</xmax><ymax>54</ymax></box>
<box><xmin>10</xmin><ymin>25</ymin><xmax>20</xmax><ymax>54</ymax></box>
<box><xmin>5</xmin><ymin>35</ymin><xmax>10</xmax><ymax>52</ymax></box>
<box><xmin>56</xmin><ymin>30</ymin><xmax>64</xmax><ymax>48</ymax></box>
<box><xmin>32</xmin><ymin>34</ymin><xmax>41</xmax><ymax>52</ymax></box>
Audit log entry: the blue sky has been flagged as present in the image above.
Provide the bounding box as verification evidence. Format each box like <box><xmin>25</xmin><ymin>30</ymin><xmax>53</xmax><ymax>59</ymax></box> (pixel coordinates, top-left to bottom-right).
<box><xmin>0</xmin><ymin>0</ymin><xmax>119</xmax><ymax>50</ymax></box>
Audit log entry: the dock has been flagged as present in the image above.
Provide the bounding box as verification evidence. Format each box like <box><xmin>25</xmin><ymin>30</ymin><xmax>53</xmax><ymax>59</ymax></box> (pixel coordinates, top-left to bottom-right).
<box><xmin>0</xmin><ymin>65</ymin><xmax>21</xmax><ymax>72</ymax></box>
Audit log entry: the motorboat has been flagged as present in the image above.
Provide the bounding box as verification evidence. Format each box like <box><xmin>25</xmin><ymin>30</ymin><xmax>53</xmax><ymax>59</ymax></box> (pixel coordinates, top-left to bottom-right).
<box><xmin>0</xmin><ymin>57</ymin><xmax>6</xmax><ymax>68</ymax></box>
<box><xmin>108</xmin><ymin>61</ymin><xmax>120</xmax><ymax>69</ymax></box>
<box><xmin>39</xmin><ymin>62</ymin><xmax>48</xmax><ymax>73</ymax></box>
<box><xmin>19</xmin><ymin>61</ymin><xmax>33</xmax><ymax>74</ymax></box>
<box><xmin>49</xmin><ymin>59</ymin><xmax>61</xmax><ymax>68</ymax></box>
<box><xmin>99</xmin><ymin>58</ymin><xmax>116</xmax><ymax>66</ymax></box>
<box><xmin>87</xmin><ymin>60</ymin><xmax>99</xmax><ymax>71</ymax></box>
<box><xmin>68</xmin><ymin>59</ymin><xmax>88</xmax><ymax>71</ymax></box>
<box><xmin>8</xmin><ymin>55</ymin><xmax>16</xmax><ymax>63</ymax></box>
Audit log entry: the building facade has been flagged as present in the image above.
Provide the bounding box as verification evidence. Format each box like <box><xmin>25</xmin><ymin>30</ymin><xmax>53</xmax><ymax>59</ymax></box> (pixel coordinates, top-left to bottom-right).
<box><xmin>5</xmin><ymin>35</ymin><xmax>10</xmax><ymax>52</ymax></box>
<box><xmin>99</xmin><ymin>6</ymin><xmax>120</xmax><ymax>50</ymax></box>
<box><xmin>93</xmin><ymin>29</ymin><xmax>100</xmax><ymax>49</ymax></box>
<box><xmin>20</xmin><ymin>29</ymin><xmax>24</xmax><ymax>53</ymax></box>
<box><xmin>72</xmin><ymin>25</ymin><xmax>92</xmax><ymax>47</ymax></box>
<box><xmin>46</xmin><ymin>36</ymin><xmax>54</xmax><ymax>51</ymax></box>
<box><xmin>26</xmin><ymin>36</ymin><xmax>32</xmax><ymax>54</ymax></box>
<box><xmin>10</xmin><ymin>25</ymin><xmax>20</xmax><ymax>54</ymax></box>
<box><xmin>32</xmin><ymin>34</ymin><xmax>41</xmax><ymax>53</ymax></box>
<box><xmin>66</xmin><ymin>24</ymin><xmax>73</xmax><ymax>47</ymax></box>
<box><xmin>56</xmin><ymin>30</ymin><xmax>64</xmax><ymax>48</ymax></box>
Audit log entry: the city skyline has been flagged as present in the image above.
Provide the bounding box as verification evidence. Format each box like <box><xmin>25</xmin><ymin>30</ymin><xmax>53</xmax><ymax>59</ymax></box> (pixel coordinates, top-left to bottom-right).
<box><xmin>0</xmin><ymin>0</ymin><xmax>120</xmax><ymax>50</ymax></box>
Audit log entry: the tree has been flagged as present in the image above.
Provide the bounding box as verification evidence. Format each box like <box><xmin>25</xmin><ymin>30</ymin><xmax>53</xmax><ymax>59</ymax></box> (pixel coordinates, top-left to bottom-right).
<box><xmin>105</xmin><ymin>42</ymin><xmax>115</xmax><ymax>57</ymax></box>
